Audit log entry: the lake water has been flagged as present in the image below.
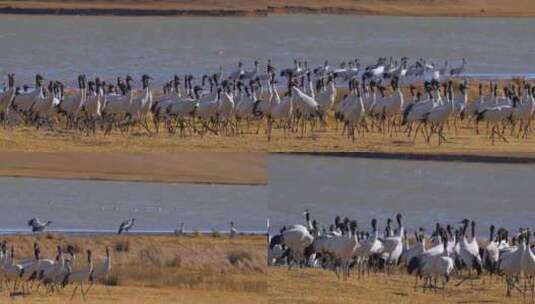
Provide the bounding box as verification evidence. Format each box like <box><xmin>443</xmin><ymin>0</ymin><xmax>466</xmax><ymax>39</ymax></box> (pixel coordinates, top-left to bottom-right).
<box><xmin>268</xmin><ymin>154</ymin><xmax>535</xmax><ymax>236</ymax></box>
<box><xmin>1</xmin><ymin>155</ymin><xmax>534</xmax><ymax>236</ymax></box>
<box><xmin>0</xmin><ymin>177</ymin><xmax>267</xmax><ymax>234</ymax></box>
<box><xmin>0</xmin><ymin>15</ymin><xmax>534</xmax><ymax>86</ymax></box>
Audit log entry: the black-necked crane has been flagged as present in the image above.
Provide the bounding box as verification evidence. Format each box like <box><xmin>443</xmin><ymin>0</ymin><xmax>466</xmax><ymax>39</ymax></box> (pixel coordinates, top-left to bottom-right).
<box><xmin>117</xmin><ymin>218</ymin><xmax>135</xmax><ymax>235</ymax></box>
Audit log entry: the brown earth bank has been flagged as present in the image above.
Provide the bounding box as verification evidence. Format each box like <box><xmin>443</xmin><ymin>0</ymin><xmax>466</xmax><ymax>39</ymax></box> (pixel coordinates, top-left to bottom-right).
<box><xmin>0</xmin><ymin>0</ymin><xmax>535</xmax><ymax>17</ymax></box>
<box><xmin>268</xmin><ymin>0</ymin><xmax>535</xmax><ymax>17</ymax></box>
<box><xmin>0</xmin><ymin>234</ymin><xmax>267</xmax><ymax>303</ymax></box>
<box><xmin>0</xmin><ymin>152</ymin><xmax>267</xmax><ymax>185</ymax></box>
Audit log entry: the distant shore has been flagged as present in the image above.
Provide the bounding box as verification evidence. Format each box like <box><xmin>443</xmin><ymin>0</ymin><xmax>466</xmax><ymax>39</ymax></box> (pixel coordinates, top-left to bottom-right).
<box><xmin>1</xmin><ymin>0</ymin><xmax>534</xmax><ymax>17</ymax></box>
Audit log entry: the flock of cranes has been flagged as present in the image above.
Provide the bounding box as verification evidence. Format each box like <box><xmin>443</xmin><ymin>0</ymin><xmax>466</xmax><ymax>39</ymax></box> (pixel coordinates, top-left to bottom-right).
<box><xmin>0</xmin><ymin>240</ymin><xmax>111</xmax><ymax>300</ymax></box>
<box><xmin>268</xmin><ymin>210</ymin><xmax>535</xmax><ymax>298</ymax></box>
<box><xmin>3</xmin><ymin>216</ymin><xmax>239</xmax><ymax>301</ymax></box>
<box><xmin>2</xmin><ymin>58</ymin><xmax>532</xmax><ymax>144</ymax></box>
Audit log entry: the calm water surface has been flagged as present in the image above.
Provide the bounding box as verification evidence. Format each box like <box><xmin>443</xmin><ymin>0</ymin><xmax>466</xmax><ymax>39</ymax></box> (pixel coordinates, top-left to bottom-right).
<box><xmin>0</xmin><ymin>15</ymin><xmax>534</xmax><ymax>85</ymax></box>
<box><xmin>0</xmin><ymin>177</ymin><xmax>267</xmax><ymax>234</ymax></box>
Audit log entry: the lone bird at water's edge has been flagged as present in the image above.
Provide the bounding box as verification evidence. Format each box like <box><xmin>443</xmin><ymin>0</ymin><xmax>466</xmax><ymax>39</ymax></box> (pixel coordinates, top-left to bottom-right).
<box><xmin>174</xmin><ymin>222</ymin><xmax>185</xmax><ymax>236</ymax></box>
<box><xmin>230</xmin><ymin>221</ymin><xmax>238</xmax><ymax>238</ymax></box>
<box><xmin>118</xmin><ymin>218</ymin><xmax>135</xmax><ymax>234</ymax></box>
<box><xmin>27</xmin><ymin>217</ymin><xmax>52</xmax><ymax>232</ymax></box>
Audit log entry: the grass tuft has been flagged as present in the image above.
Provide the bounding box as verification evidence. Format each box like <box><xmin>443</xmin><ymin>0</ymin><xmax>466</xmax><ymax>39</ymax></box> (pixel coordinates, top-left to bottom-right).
<box><xmin>227</xmin><ymin>250</ymin><xmax>252</xmax><ymax>266</ymax></box>
<box><xmin>114</xmin><ymin>240</ymin><xmax>130</xmax><ymax>253</ymax></box>
<box><xmin>101</xmin><ymin>273</ymin><xmax>121</xmax><ymax>286</ymax></box>
<box><xmin>138</xmin><ymin>247</ymin><xmax>163</xmax><ymax>267</ymax></box>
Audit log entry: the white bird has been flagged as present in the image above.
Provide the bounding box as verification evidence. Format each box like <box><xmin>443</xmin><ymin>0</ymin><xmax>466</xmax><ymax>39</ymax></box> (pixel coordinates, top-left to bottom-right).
<box><xmin>282</xmin><ymin>225</ymin><xmax>314</xmax><ymax>268</ymax></box>
<box><xmin>313</xmin><ymin>60</ymin><xmax>330</xmax><ymax>77</ymax></box>
<box><xmin>228</xmin><ymin>62</ymin><xmax>244</xmax><ymax>81</ymax></box>
<box><xmin>28</xmin><ymin>217</ymin><xmax>52</xmax><ymax>232</ymax></box>
<box><xmin>0</xmin><ymin>246</ymin><xmax>24</xmax><ymax>294</ymax></box>
<box><xmin>62</xmin><ymin>250</ymin><xmax>94</xmax><ymax>301</ymax></box>
<box><xmin>400</xmin><ymin>229</ymin><xmax>426</xmax><ymax>266</ymax></box>
<box><xmin>230</xmin><ymin>221</ymin><xmax>238</xmax><ymax>238</ymax></box>
<box><xmin>174</xmin><ymin>223</ymin><xmax>185</xmax><ymax>236</ymax></box>
<box><xmin>91</xmin><ymin>247</ymin><xmax>112</xmax><ymax>281</ymax></box>
<box><xmin>328</xmin><ymin>221</ymin><xmax>359</xmax><ymax>279</ymax></box>
<box><xmin>12</xmin><ymin>74</ymin><xmax>45</xmax><ymax>114</ymax></box>
<box><xmin>381</xmin><ymin>213</ymin><xmax>405</xmax><ymax>268</ymax></box>
<box><xmin>117</xmin><ymin>218</ymin><xmax>135</xmax><ymax>234</ymax></box>
<box><xmin>291</xmin><ymin>85</ymin><xmax>321</xmax><ymax>120</ymax></box>
<box><xmin>423</xmin><ymin>82</ymin><xmax>456</xmax><ymax>144</ymax></box>
<box><xmin>101</xmin><ymin>76</ymin><xmax>134</xmax><ymax>124</ymax></box>
<box><xmin>315</xmin><ymin>75</ymin><xmax>337</xmax><ymax>117</ymax></box>
<box><xmin>0</xmin><ymin>73</ymin><xmax>16</xmax><ymax>118</ymax></box>
<box><xmin>355</xmin><ymin>219</ymin><xmax>384</xmax><ymax>262</ymax></box>
<box><xmin>499</xmin><ymin>230</ymin><xmax>527</xmax><ymax>296</ymax></box>
<box><xmin>369</xmin><ymin>77</ymin><xmax>404</xmax><ymax>135</ymax></box>
<box><xmin>342</xmin><ymin>79</ymin><xmax>365</xmax><ymax>141</ymax></box>
<box><xmin>267</xmin><ymin>80</ymin><xmax>293</xmax><ymax>140</ymax></box>
<box><xmin>18</xmin><ymin>243</ymin><xmax>55</xmax><ymax>294</ymax></box>
<box><xmin>456</xmin><ymin>219</ymin><xmax>482</xmax><ymax>275</ymax></box>
<box><xmin>240</xmin><ymin>61</ymin><xmax>259</xmax><ymax>80</ymax></box>
<box><xmin>482</xmin><ymin>225</ymin><xmax>500</xmax><ymax>274</ymax></box>
<box><xmin>476</xmin><ymin>104</ymin><xmax>511</xmax><ymax>144</ymax></box>
<box><xmin>126</xmin><ymin>75</ymin><xmax>153</xmax><ymax>123</ymax></box>
<box><xmin>407</xmin><ymin>227</ymin><xmax>454</xmax><ymax>288</ymax></box>
<box><xmin>410</xmin><ymin>232</ymin><xmax>455</xmax><ymax>291</ymax></box>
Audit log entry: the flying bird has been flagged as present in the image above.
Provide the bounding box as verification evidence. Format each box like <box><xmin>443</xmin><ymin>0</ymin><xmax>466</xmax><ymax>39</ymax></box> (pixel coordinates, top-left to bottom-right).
<box><xmin>27</xmin><ymin>217</ymin><xmax>52</xmax><ymax>232</ymax></box>
<box><xmin>117</xmin><ymin>218</ymin><xmax>136</xmax><ymax>234</ymax></box>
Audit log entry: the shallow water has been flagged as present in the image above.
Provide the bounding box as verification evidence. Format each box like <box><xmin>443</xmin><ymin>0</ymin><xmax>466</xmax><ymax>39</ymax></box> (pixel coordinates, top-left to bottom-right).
<box><xmin>0</xmin><ymin>177</ymin><xmax>267</xmax><ymax>233</ymax></box>
<box><xmin>0</xmin><ymin>15</ymin><xmax>534</xmax><ymax>86</ymax></box>
<box><xmin>268</xmin><ymin>154</ymin><xmax>535</xmax><ymax>235</ymax></box>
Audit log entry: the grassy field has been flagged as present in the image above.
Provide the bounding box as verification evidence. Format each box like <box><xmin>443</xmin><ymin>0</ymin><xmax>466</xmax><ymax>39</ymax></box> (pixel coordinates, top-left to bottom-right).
<box><xmin>0</xmin><ymin>234</ymin><xmax>267</xmax><ymax>303</ymax></box>
<box><xmin>269</xmin><ymin>267</ymin><xmax>527</xmax><ymax>304</ymax></box>
<box><xmin>1</xmin><ymin>0</ymin><xmax>535</xmax><ymax>16</ymax></box>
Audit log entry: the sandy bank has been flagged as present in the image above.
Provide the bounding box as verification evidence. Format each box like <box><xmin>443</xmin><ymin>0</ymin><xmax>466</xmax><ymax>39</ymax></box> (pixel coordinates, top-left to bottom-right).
<box><xmin>268</xmin><ymin>0</ymin><xmax>535</xmax><ymax>17</ymax></box>
<box><xmin>0</xmin><ymin>0</ymin><xmax>534</xmax><ymax>17</ymax></box>
<box><xmin>0</xmin><ymin>152</ymin><xmax>267</xmax><ymax>185</ymax></box>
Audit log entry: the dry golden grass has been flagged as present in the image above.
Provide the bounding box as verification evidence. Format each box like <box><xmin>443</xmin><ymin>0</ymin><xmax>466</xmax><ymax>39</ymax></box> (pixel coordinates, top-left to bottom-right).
<box><xmin>0</xmin><ymin>234</ymin><xmax>267</xmax><ymax>303</ymax></box>
<box><xmin>0</xmin><ymin>126</ymin><xmax>268</xmax><ymax>152</ymax></box>
<box><xmin>269</xmin><ymin>267</ymin><xmax>528</xmax><ymax>304</ymax></box>
<box><xmin>10</xmin><ymin>286</ymin><xmax>267</xmax><ymax>304</ymax></box>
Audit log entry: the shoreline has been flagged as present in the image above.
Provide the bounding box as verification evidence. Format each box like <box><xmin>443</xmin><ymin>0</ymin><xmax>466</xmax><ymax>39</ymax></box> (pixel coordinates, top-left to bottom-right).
<box><xmin>0</xmin><ymin>0</ymin><xmax>534</xmax><ymax>17</ymax></box>
<box><xmin>0</xmin><ymin>7</ymin><xmax>267</xmax><ymax>17</ymax></box>
<box><xmin>0</xmin><ymin>229</ymin><xmax>266</xmax><ymax>236</ymax></box>
<box><xmin>281</xmin><ymin>151</ymin><xmax>535</xmax><ymax>164</ymax></box>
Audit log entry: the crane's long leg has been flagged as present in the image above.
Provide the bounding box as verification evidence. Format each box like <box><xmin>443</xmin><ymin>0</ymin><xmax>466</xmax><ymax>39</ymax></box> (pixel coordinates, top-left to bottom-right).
<box><xmin>70</xmin><ymin>284</ymin><xmax>79</xmax><ymax>301</ymax></box>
